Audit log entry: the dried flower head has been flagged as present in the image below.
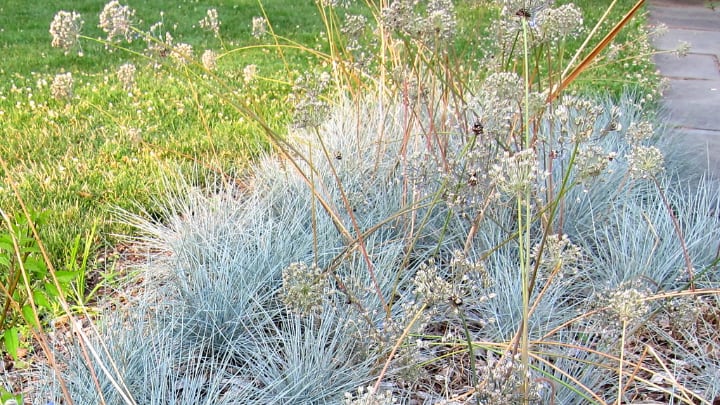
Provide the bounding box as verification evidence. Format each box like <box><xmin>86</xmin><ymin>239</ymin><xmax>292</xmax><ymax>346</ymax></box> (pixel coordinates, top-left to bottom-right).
<box><xmin>482</xmin><ymin>71</ymin><xmax>523</xmax><ymax>100</ymax></box>
<box><xmin>199</xmin><ymin>8</ymin><xmax>221</xmax><ymax>37</ymax></box>
<box><xmin>535</xmin><ymin>3</ymin><xmax>583</xmax><ymax>42</ymax></box>
<box><xmin>603</xmin><ymin>282</ymin><xmax>650</xmax><ymax>325</ymax></box>
<box><xmin>117</xmin><ymin>62</ymin><xmax>136</xmax><ymax>91</ymax></box>
<box><xmin>625</xmin><ymin>120</ymin><xmax>654</xmax><ymax>143</ymax></box>
<box><xmin>281</xmin><ymin>262</ymin><xmax>328</xmax><ymax>316</ymax></box>
<box><xmin>145</xmin><ymin>31</ymin><xmax>174</xmax><ymax>62</ymax></box>
<box><xmin>49</xmin><ymin>10</ymin><xmax>84</xmax><ymax>55</ymax></box>
<box><xmin>343</xmin><ymin>385</ymin><xmax>397</xmax><ymax>404</ymax></box>
<box><xmin>252</xmin><ymin>16</ymin><xmax>268</xmax><ymax>39</ymax></box>
<box><xmin>666</xmin><ymin>295</ymin><xmax>702</xmax><ymax>333</ymax></box>
<box><xmin>674</xmin><ymin>40</ymin><xmax>691</xmax><ymax>57</ymax></box>
<box><xmin>471</xmin><ymin>72</ymin><xmax>525</xmax><ymax>135</ymax></box>
<box><xmin>381</xmin><ymin>0</ymin><xmax>456</xmax><ymax>47</ymax></box>
<box><xmin>51</xmin><ymin>72</ymin><xmax>74</xmax><ymax>101</ymax></box>
<box><xmin>170</xmin><ymin>43</ymin><xmax>194</xmax><ymax>65</ymax></box>
<box><xmin>628</xmin><ymin>145</ymin><xmax>664</xmax><ymax>179</ymax></box>
<box><xmin>426</xmin><ymin>0</ymin><xmax>457</xmax><ymax>42</ymax></box>
<box><xmin>99</xmin><ymin>1</ymin><xmax>135</xmax><ymax>43</ymax></box>
<box><xmin>381</xmin><ymin>0</ymin><xmax>419</xmax><ymax>36</ymax></box>
<box><xmin>341</xmin><ymin>14</ymin><xmax>368</xmax><ymax>51</ymax></box>
<box><xmin>291</xmin><ymin>71</ymin><xmax>332</xmax><ymax>128</ymax></box>
<box><xmin>575</xmin><ymin>145</ymin><xmax>616</xmax><ymax>180</ymax></box>
<box><xmin>493</xmin><ymin>1</ymin><xmax>552</xmax><ymax>51</ymax></box>
<box><xmin>490</xmin><ymin>149</ymin><xmax>540</xmax><ymax>197</ymax></box>
<box><xmin>559</xmin><ymin>96</ymin><xmax>605</xmax><ymax>143</ymax></box>
<box><xmin>648</xmin><ymin>22</ymin><xmax>668</xmax><ymax>39</ymax></box>
<box><xmin>450</xmin><ymin>249</ymin><xmax>492</xmax><ymax>291</ymax></box>
<box><xmin>243</xmin><ymin>64</ymin><xmax>257</xmax><ymax>83</ymax></box>
<box><xmin>412</xmin><ymin>261</ymin><xmax>454</xmax><ymax>308</ymax></box>
<box><xmin>201</xmin><ymin>50</ymin><xmax>218</xmax><ymax>71</ymax></box>
<box><xmin>602</xmin><ymin>105</ymin><xmax>623</xmax><ymax>133</ymax></box>
<box><xmin>318</xmin><ymin>0</ymin><xmax>354</xmax><ymax>7</ymax></box>
<box><xmin>532</xmin><ymin>234</ymin><xmax>582</xmax><ymax>279</ymax></box>
<box><xmin>475</xmin><ymin>352</ymin><xmax>544</xmax><ymax>405</ymax></box>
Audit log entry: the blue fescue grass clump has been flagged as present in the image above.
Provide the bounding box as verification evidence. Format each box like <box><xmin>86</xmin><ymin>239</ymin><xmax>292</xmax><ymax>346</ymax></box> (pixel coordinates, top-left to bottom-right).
<box><xmin>33</xmin><ymin>99</ymin><xmax>434</xmax><ymax>404</ymax></box>
<box><xmin>31</xmin><ymin>91</ymin><xmax>720</xmax><ymax>404</ymax></box>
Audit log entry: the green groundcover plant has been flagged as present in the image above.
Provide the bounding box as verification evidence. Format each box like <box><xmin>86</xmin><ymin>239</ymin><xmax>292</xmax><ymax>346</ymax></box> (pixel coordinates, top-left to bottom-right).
<box><xmin>1</xmin><ymin>0</ymin><xmax>719</xmax><ymax>404</ymax></box>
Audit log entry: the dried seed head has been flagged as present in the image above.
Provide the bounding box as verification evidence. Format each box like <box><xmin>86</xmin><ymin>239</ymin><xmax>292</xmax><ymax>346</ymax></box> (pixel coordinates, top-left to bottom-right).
<box><xmin>252</xmin><ymin>16</ymin><xmax>268</xmax><ymax>39</ymax></box>
<box><xmin>490</xmin><ymin>149</ymin><xmax>540</xmax><ymax>197</ymax></box>
<box><xmin>170</xmin><ymin>43</ymin><xmax>194</xmax><ymax>65</ymax></box>
<box><xmin>50</xmin><ymin>10</ymin><xmax>84</xmax><ymax>55</ymax></box>
<box><xmin>243</xmin><ymin>64</ymin><xmax>257</xmax><ymax>83</ymax></box>
<box><xmin>281</xmin><ymin>262</ymin><xmax>328</xmax><ymax>316</ymax></box>
<box><xmin>532</xmin><ymin>234</ymin><xmax>582</xmax><ymax>279</ymax></box>
<box><xmin>628</xmin><ymin>145</ymin><xmax>664</xmax><ymax>179</ymax></box>
<box><xmin>51</xmin><ymin>72</ymin><xmax>74</xmax><ymax>101</ymax></box>
<box><xmin>575</xmin><ymin>145</ymin><xmax>616</xmax><ymax>180</ymax></box>
<box><xmin>625</xmin><ymin>120</ymin><xmax>654</xmax><ymax>144</ymax></box>
<box><xmin>604</xmin><ymin>283</ymin><xmax>650</xmax><ymax>325</ymax></box>
<box><xmin>117</xmin><ymin>63</ymin><xmax>136</xmax><ymax>91</ymax></box>
<box><xmin>199</xmin><ymin>8</ymin><xmax>221</xmax><ymax>37</ymax></box>
<box><xmin>99</xmin><ymin>1</ymin><xmax>135</xmax><ymax>43</ymax></box>
<box><xmin>201</xmin><ymin>49</ymin><xmax>218</xmax><ymax>71</ymax></box>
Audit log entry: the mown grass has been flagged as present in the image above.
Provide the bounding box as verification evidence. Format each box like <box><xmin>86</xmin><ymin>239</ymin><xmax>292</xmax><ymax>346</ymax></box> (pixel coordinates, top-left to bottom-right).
<box><xmin>0</xmin><ymin>0</ymin><xmax>659</xmax><ymax>265</ymax></box>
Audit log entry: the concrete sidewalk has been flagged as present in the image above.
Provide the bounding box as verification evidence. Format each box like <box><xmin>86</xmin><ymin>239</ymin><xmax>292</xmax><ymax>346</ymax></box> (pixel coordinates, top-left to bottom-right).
<box><xmin>646</xmin><ymin>0</ymin><xmax>720</xmax><ymax>177</ymax></box>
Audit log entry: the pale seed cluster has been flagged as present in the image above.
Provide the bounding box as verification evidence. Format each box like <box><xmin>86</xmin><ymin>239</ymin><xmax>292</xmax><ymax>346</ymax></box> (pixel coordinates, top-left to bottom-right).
<box><xmin>603</xmin><ymin>283</ymin><xmax>650</xmax><ymax>325</ymax></box>
<box><xmin>170</xmin><ymin>43</ymin><xmax>194</xmax><ymax>66</ymax></box>
<box><xmin>575</xmin><ymin>145</ymin><xmax>616</xmax><ymax>181</ymax></box>
<box><xmin>117</xmin><ymin>62</ymin><xmax>136</xmax><ymax>92</ymax></box>
<box><xmin>625</xmin><ymin>120</ymin><xmax>654</xmax><ymax>144</ymax></box>
<box><xmin>318</xmin><ymin>0</ymin><xmax>354</xmax><ymax>7</ymax></box>
<box><xmin>561</xmin><ymin>96</ymin><xmax>605</xmax><ymax>143</ymax></box>
<box><xmin>381</xmin><ymin>0</ymin><xmax>422</xmax><ymax>37</ymax></box>
<box><xmin>494</xmin><ymin>0</ymin><xmax>558</xmax><ymax>50</ymax></box>
<box><xmin>199</xmin><ymin>8</ymin><xmax>221</xmax><ymax>37</ymax></box>
<box><xmin>49</xmin><ymin>10</ymin><xmax>84</xmax><ymax>55</ymax></box>
<box><xmin>666</xmin><ymin>296</ymin><xmax>702</xmax><ymax>333</ymax></box>
<box><xmin>201</xmin><ymin>50</ymin><xmax>218</xmax><ymax>71</ymax></box>
<box><xmin>603</xmin><ymin>105</ymin><xmax>623</xmax><ymax>133</ymax></box>
<box><xmin>51</xmin><ymin>72</ymin><xmax>74</xmax><ymax>101</ymax></box>
<box><xmin>474</xmin><ymin>353</ymin><xmax>544</xmax><ymax>405</ymax></box>
<box><xmin>290</xmin><ymin>71</ymin><xmax>332</xmax><ymax>128</ymax></box>
<box><xmin>532</xmin><ymin>234</ymin><xmax>582</xmax><ymax>279</ymax></box>
<box><xmin>341</xmin><ymin>14</ymin><xmax>368</xmax><ymax>51</ymax></box>
<box><xmin>145</xmin><ymin>30</ymin><xmax>174</xmax><ymax>63</ymax></box>
<box><xmin>426</xmin><ymin>0</ymin><xmax>457</xmax><ymax>43</ymax></box>
<box><xmin>343</xmin><ymin>386</ymin><xmax>397</xmax><ymax>405</ymax></box>
<box><xmin>99</xmin><ymin>0</ymin><xmax>135</xmax><ymax>43</ymax></box>
<box><xmin>482</xmin><ymin>71</ymin><xmax>524</xmax><ymax>106</ymax></box>
<box><xmin>243</xmin><ymin>64</ymin><xmax>258</xmax><ymax>83</ymax></box>
<box><xmin>498</xmin><ymin>0</ymin><xmax>553</xmax><ymax>15</ymax></box>
<box><xmin>381</xmin><ymin>0</ymin><xmax>457</xmax><ymax>46</ymax></box>
<box><xmin>450</xmin><ymin>250</ymin><xmax>490</xmax><ymax>288</ymax></box>
<box><xmin>412</xmin><ymin>261</ymin><xmax>454</xmax><ymax>308</ymax></box>
<box><xmin>472</xmin><ymin>72</ymin><xmax>525</xmax><ymax>135</ymax></box>
<box><xmin>490</xmin><ymin>149</ymin><xmax>540</xmax><ymax>198</ymax></box>
<box><xmin>252</xmin><ymin>16</ymin><xmax>268</xmax><ymax>39</ymax></box>
<box><xmin>281</xmin><ymin>262</ymin><xmax>328</xmax><ymax>316</ymax></box>
<box><xmin>628</xmin><ymin>145</ymin><xmax>664</xmax><ymax>179</ymax></box>
<box><xmin>534</xmin><ymin>3</ymin><xmax>584</xmax><ymax>43</ymax></box>
<box><xmin>675</xmin><ymin>40</ymin><xmax>691</xmax><ymax>57</ymax></box>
